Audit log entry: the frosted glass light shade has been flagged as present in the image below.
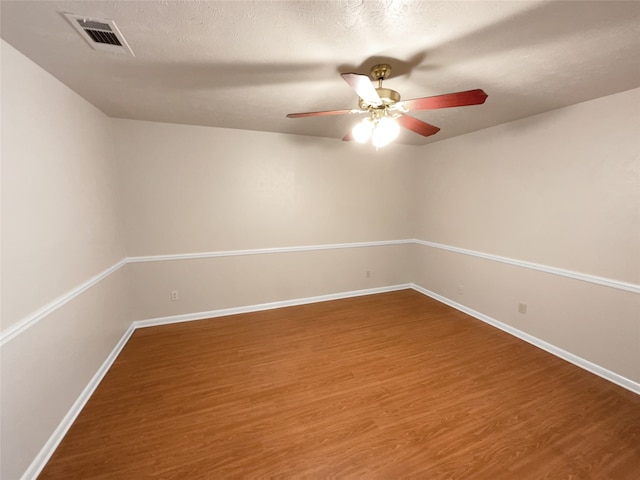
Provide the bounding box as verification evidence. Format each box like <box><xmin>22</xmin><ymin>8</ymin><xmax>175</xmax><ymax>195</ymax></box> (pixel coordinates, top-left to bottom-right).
<box><xmin>352</xmin><ymin>118</ymin><xmax>373</xmax><ymax>143</ymax></box>
<box><xmin>372</xmin><ymin>116</ymin><xmax>400</xmax><ymax>148</ymax></box>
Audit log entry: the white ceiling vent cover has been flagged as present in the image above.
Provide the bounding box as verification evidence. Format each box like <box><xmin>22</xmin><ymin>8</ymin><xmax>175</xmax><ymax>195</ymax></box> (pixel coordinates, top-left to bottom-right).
<box><xmin>63</xmin><ymin>13</ymin><xmax>134</xmax><ymax>56</ymax></box>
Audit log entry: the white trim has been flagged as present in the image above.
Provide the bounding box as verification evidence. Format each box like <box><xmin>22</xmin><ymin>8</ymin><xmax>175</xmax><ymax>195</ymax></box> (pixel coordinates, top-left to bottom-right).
<box><xmin>4</xmin><ymin>239</ymin><xmax>638</xmax><ymax>347</ymax></box>
<box><xmin>413</xmin><ymin>239</ymin><xmax>640</xmax><ymax>294</ymax></box>
<box><xmin>20</xmin><ymin>324</ymin><xmax>136</xmax><ymax>480</ymax></box>
<box><xmin>0</xmin><ymin>241</ymin><xmax>408</xmax><ymax>345</ymax></box>
<box><xmin>126</xmin><ymin>239</ymin><xmax>412</xmax><ymax>263</ymax></box>
<box><xmin>0</xmin><ymin>259</ymin><xmax>127</xmax><ymax>347</ymax></box>
<box><xmin>410</xmin><ymin>283</ymin><xmax>640</xmax><ymax>395</ymax></box>
<box><xmin>134</xmin><ymin>284</ymin><xmax>412</xmax><ymax>329</ymax></box>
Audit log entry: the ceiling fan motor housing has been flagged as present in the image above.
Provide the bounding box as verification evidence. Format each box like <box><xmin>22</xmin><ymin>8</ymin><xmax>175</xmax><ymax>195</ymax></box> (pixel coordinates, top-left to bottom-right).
<box><xmin>358</xmin><ymin>64</ymin><xmax>401</xmax><ymax>110</ymax></box>
<box><xmin>359</xmin><ymin>87</ymin><xmax>401</xmax><ymax>109</ymax></box>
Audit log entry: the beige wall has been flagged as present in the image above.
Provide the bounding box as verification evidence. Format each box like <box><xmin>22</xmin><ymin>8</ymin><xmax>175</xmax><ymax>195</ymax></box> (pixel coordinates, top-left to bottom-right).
<box><xmin>411</xmin><ymin>88</ymin><xmax>640</xmax><ymax>383</ymax></box>
<box><xmin>114</xmin><ymin>119</ymin><xmax>416</xmax><ymax>321</ymax></box>
<box><xmin>1</xmin><ymin>41</ymin><xmax>127</xmax><ymax>331</ymax></box>
<box><xmin>128</xmin><ymin>245</ymin><xmax>411</xmax><ymax>321</ymax></box>
<box><xmin>0</xmin><ymin>40</ymin><xmax>132</xmax><ymax>480</ymax></box>
<box><xmin>413</xmin><ymin>89</ymin><xmax>640</xmax><ymax>282</ymax></box>
<box><xmin>114</xmin><ymin>119</ymin><xmax>416</xmax><ymax>255</ymax></box>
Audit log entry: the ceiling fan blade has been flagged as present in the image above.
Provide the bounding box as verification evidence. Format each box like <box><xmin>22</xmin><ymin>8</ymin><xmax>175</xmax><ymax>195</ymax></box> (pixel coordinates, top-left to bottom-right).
<box><xmin>341</xmin><ymin>73</ymin><xmax>382</xmax><ymax>106</ymax></box>
<box><xmin>397</xmin><ymin>115</ymin><xmax>441</xmax><ymax>137</ymax></box>
<box><xmin>286</xmin><ymin>108</ymin><xmax>356</xmax><ymax>118</ymax></box>
<box><xmin>342</xmin><ymin>130</ymin><xmax>354</xmax><ymax>141</ymax></box>
<box><xmin>401</xmin><ymin>89</ymin><xmax>488</xmax><ymax>111</ymax></box>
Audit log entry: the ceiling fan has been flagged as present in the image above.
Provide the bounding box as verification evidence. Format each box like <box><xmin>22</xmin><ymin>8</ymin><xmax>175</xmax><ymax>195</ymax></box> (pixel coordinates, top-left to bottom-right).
<box><xmin>286</xmin><ymin>64</ymin><xmax>488</xmax><ymax>147</ymax></box>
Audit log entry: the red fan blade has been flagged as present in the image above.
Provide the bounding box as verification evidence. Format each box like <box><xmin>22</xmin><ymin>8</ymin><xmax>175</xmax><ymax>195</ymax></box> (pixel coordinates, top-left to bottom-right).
<box><xmin>341</xmin><ymin>73</ymin><xmax>382</xmax><ymax>106</ymax></box>
<box><xmin>346</xmin><ymin>116</ymin><xmax>439</xmax><ymax>140</ymax></box>
<box><xmin>401</xmin><ymin>89</ymin><xmax>488</xmax><ymax>111</ymax></box>
<box><xmin>397</xmin><ymin>115</ymin><xmax>441</xmax><ymax>137</ymax></box>
<box><xmin>287</xmin><ymin>109</ymin><xmax>355</xmax><ymax>118</ymax></box>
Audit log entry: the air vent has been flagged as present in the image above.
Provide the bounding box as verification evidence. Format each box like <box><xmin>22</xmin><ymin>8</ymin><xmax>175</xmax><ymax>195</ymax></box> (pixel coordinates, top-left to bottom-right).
<box><xmin>62</xmin><ymin>13</ymin><xmax>134</xmax><ymax>56</ymax></box>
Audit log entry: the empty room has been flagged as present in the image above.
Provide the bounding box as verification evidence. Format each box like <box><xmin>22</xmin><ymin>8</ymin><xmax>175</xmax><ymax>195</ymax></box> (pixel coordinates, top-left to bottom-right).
<box><xmin>1</xmin><ymin>1</ymin><xmax>639</xmax><ymax>478</ymax></box>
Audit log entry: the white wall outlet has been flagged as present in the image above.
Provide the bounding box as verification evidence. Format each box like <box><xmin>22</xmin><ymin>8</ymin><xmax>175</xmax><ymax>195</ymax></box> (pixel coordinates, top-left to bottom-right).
<box><xmin>457</xmin><ymin>285</ymin><xmax>464</xmax><ymax>295</ymax></box>
<box><xmin>366</xmin><ymin>270</ymin><xmax>371</xmax><ymax>278</ymax></box>
<box><xmin>171</xmin><ymin>290</ymin><xmax>179</xmax><ymax>301</ymax></box>
<box><xmin>518</xmin><ymin>303</ymin><xmax>527</xmax><ymax>314</ymax></box>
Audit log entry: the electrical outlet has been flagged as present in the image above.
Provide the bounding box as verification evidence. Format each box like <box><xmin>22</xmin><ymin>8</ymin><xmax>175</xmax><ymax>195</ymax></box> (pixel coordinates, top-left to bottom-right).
<box><xmin>457</xmin><ymin>285</ymin><xmax>464</xmax><ymax>295</ymax></box>
<box><xmin>366</xmin><ymin>270</ymin><xmax>371</xmax><ymax>278</ymax></box>
<box><xmin>518</xmin><ymin>303</ymin><xmax>527</xmax><ymax>314</ymax></box>
<box><xmin>171</xmin><ymin>290</ymin><xmax>179</xmax><ymax>301</ymax></box>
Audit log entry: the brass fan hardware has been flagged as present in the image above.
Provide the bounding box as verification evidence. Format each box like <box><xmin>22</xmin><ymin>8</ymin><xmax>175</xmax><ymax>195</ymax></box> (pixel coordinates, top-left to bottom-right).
<box><xmin>359</xmin><ymin>64</ymin><xmax>401</xmax><ymax>110</ymax></box>
<box><xmin>371</xmin><ymin>63</ymin><xmax>391</xmax><ymax>82</ymax></box>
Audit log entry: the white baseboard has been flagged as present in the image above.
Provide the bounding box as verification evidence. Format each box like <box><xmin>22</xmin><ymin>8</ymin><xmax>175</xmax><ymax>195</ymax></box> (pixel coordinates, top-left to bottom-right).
<box><xmin>134</xmin><ymin>284</ymin><xmax>412</xmax><ymax>329</ymax></box>
<box><xmin>20</xmin><ymin>324</ymin><xmax>136</xmax><ymax>480</ymax></box>
<box><xmin>410</xmin><ymin>283</ymin><xmax>640</xmax><ymax>395</ymax></box>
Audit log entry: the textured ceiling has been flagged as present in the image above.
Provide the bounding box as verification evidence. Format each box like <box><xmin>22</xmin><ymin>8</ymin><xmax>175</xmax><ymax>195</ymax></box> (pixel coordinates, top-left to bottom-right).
<box><xmin>1</xmin><ymin>0</ymin><xmax>639</xmax><ymax>145</ymax></box>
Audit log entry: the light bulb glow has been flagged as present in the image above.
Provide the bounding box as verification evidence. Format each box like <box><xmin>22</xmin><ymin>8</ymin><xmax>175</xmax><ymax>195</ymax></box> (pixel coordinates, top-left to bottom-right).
<box><xmin>372</xmin><ymin>116</ymin><xmax>400</xmax><ymax>148</ymax></box>
<box><xmin>352</xmin><ymin>118</ymin><xmax>373</xmax><ymax>143</ymax></box>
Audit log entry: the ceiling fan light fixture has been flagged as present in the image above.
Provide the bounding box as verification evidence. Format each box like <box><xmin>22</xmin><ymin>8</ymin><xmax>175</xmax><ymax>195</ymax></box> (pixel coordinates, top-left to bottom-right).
<box><xmin>286</xmin><ymin>63</ymin><xmax>487</xmax><ymax>144</ymax></box>
<box><xmin>352</xmin><ymin>117</ymin><xmax>373</xmax><ymax>143</ymax></box>
<box><xmin>372</xmin><ymin>116</ymin><xmax>400</xmax><ymax>148</ymax></box>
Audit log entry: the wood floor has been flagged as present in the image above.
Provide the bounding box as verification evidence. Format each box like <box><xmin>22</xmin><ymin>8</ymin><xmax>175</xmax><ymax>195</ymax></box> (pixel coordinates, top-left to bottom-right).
<box><xmin>39</xmin><ymin>290</ymin><xmax>640</xmax><ymax>479</ymax></box>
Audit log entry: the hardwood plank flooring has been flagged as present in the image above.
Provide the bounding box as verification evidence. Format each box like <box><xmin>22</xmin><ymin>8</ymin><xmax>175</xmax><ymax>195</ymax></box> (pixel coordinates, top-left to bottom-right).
<box><xmin>39</xmin><ymin>290</ymin><xmax>640</xmax><ymax>478</ymax></box>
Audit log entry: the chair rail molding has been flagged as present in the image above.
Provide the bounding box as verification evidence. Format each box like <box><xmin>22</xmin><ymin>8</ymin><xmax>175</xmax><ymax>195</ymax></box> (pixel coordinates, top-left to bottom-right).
<box><xmin>412</xmin><ymin>239</ymin><xmax>640</xmax><ymax>294</ymax></box>
<box><xmin>0</xmin><ymin>259</ymin><xmax>128</xmax><ymax>347</ymax></box>
<box><xmin>0</xmin><ymin>240</ymin><xmax>409</xmax><ymax>345</ymax></box>
<box><xmin>3</xmin><ymin>238</ymin><xmax>637</xmax><ymax>346</ymax></box>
